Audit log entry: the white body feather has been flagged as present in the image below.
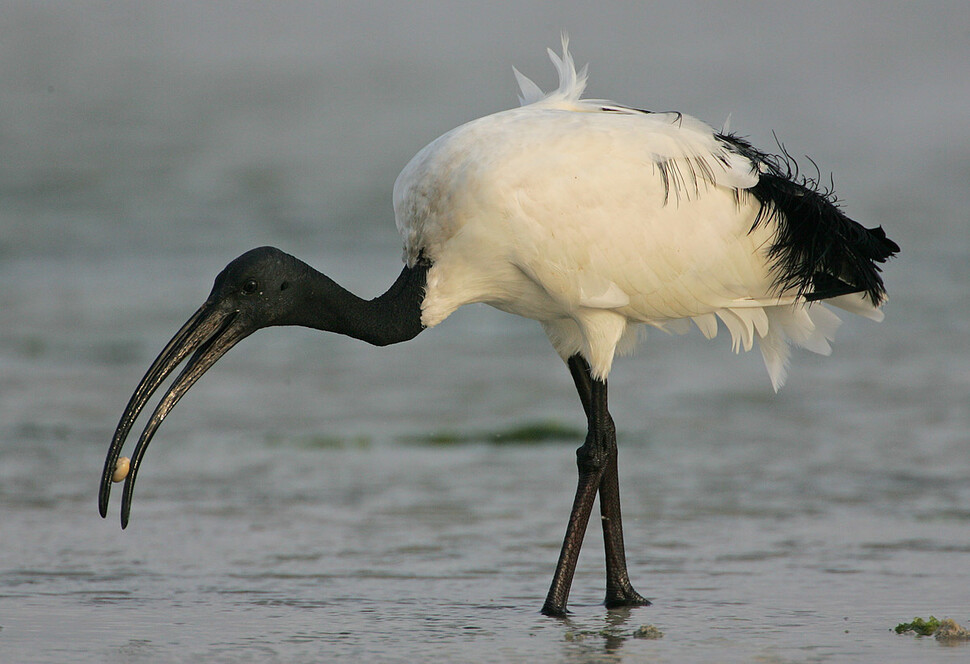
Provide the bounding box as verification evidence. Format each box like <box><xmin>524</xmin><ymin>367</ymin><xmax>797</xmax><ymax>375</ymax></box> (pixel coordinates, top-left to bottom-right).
<box><xmin>393</xmin><ymin>37</ymin><xmax>883</xmax><ymax>389</ymax></box>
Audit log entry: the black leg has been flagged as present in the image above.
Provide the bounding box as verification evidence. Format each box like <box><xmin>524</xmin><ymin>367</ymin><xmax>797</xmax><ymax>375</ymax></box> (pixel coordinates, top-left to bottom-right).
<box><xmin>599</xmin><ymin>448</ymin><xmax>650</xmax><ymax>608</ymax></box>
<box><xmin>541</xmin><ymin>355</ymin><xmax>649</xmax><ymax>616</ymax></box>
<box><xmin>542</xmin><ymin>364</ymin><xmax>610</xmax><ymax>617</ymax></box>
<box><xmin>567</xmin><ymin>354</ymin><xmax>594</xmax><ymax>418</ymax></box>
<box><xmin>541</xmin><ymin>445</ymin><xmax>603</xmax><ymax>616</ymax></box>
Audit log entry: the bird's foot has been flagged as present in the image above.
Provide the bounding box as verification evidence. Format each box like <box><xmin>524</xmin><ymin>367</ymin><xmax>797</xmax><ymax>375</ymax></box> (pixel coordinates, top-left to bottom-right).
<box><xmin>604</xmin><ymin>585</ymin><xmax>652</xmax><ymax>609</ymax></box>
<box><xmin>540</xmin><ymin>600</ymin><xmax>570</xmax><ymax>618</ymax></box>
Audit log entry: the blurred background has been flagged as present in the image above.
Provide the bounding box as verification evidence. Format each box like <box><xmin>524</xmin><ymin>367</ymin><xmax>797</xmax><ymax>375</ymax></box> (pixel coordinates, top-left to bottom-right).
<box><xmin>1</xmin><ymin>2</ymin><xmax>968</xmax><ymax>662</ymax></box>
<box><xmin>3</xmin><ymin>0</ymin><xmax>966</xmax><ymax>438</ymax></box>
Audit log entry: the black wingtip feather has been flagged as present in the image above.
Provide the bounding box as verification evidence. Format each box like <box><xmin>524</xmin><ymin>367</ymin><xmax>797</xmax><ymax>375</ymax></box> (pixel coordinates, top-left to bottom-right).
<box><xmin>717</xmin><ymin>132</ymin><xmax>899</xmax><ymax>304</ymax></box>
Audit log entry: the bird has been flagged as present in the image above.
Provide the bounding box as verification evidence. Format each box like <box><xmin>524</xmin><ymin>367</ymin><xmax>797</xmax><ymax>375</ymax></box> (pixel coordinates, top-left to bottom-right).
<box><xmin>99</xmin><ymin>36</ymin><xmax>898</xmax><ymax>617</ymax></box>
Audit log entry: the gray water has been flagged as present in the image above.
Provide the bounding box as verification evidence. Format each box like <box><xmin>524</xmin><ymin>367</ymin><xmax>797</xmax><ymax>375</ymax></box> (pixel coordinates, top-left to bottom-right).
<box><xmin>2</xmin><ymin>2</ymin><xmax>970</xmax><ymax>662</ymax></box>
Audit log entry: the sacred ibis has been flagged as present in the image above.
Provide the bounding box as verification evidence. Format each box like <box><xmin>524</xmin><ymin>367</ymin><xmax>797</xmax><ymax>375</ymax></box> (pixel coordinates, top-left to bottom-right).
<box><xmin>100</xmin><ymin>37</ymin><xmax>898</xmax><ymax>617</ymax></box>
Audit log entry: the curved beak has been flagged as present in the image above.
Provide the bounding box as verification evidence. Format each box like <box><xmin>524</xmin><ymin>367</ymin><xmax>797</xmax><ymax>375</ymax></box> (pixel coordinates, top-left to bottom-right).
<box><xmin>99</xmin><ymin>301</ymin><xmax>253</xmax><ymax>528</ymax></box>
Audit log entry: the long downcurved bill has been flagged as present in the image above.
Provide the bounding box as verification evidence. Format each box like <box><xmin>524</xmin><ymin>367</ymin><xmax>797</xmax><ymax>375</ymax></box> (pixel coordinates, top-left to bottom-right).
<box><xmin>99</xmin><ymin>302</ymin><xmax>252</xmax><ymax>528</ymax></box>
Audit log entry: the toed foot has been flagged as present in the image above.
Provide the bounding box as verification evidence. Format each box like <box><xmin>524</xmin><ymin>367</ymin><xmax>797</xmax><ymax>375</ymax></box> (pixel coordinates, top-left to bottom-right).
<box><xmin>604</xmin><ymin>585</ymin><xmax>652</xmax><ymax>609</ymax></box>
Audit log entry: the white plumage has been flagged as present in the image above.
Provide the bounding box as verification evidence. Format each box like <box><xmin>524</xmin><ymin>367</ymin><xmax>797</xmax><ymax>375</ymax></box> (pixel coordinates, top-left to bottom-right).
<box><xmin>394</xmin><ymin>36</ymin><xmax>887</xmax><ymax>389</ymax></box>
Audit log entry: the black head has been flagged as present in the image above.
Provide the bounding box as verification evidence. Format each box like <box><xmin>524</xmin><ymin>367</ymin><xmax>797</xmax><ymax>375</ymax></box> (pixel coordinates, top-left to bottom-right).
<box><xmin>98</xmin><ymin>246</ymin><xmax>318</xmax><ymax>527</ymax></box>
<box><xmin>207</xmin><ymin>246</ymin><xmax>317</xmax><ymax>327</ymax></box>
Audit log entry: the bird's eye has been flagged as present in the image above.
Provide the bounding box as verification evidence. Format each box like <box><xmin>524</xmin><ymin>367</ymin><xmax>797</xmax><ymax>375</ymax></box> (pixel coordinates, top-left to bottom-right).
<box><xmin>241</xmin><ymin>279</ymin><xmax>259</xmax><ymax>295</ymax></box>
<box><xmin>280</xmin><ymin>281</ymin><xmax>289</xmax><ymax>291</ymax></box>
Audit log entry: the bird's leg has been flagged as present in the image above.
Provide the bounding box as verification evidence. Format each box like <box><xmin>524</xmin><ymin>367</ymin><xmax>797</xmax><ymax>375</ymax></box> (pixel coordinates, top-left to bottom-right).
<box><xmin>541</xmin><ymin>366</ymin><xmax>609</xmax><ymax>616</ymax></box>
<box><xmin>559</xmin><ymin>355</ymin><xmax>650</xmax><ymax>611</ymax></box>
<box><xmin>598</xmin><ymin>443</ymin><xmax>650</xmax><ymax>608</ymax></box>
<box><xmin>566</xmin><ymin>354</ymin><xmax>594</xmax><ymax>418</ymax></box>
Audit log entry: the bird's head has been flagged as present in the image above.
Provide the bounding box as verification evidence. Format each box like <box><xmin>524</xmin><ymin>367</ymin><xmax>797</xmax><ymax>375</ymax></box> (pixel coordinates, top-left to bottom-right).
<box><xmin>208</xmin><ymin>245</ymin><xmax>327</xmax><ymax>327</ymax></box>
<box><xmin>98</xmin><ymin>246</ymin><xmax>322</xmax><ymax>527</ymax></box>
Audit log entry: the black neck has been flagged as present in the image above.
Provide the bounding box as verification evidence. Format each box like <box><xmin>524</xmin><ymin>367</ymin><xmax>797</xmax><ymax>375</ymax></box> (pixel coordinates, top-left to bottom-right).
<box><xmin>296</xmin><ymin>260</ymin><xmax>429</xmax><ymax>346</ymax></box>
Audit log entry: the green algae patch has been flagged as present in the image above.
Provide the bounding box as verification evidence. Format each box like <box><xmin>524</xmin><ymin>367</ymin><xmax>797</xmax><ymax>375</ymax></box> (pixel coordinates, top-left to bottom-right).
<box><xmin>265</xmin><ymin>433</ymin><xmax>372</xmax><ymax>449</ymax></box>
<box><xmin>895</xmin><ymin>616</ymin><xmax>970</xmax><ymax>641</ymax></box>
<box><xmin>405</xmin><ymin>420</ymin><xmax>583</xmax><ymax>446</ymax></box>
<box><xmin>895</xmin><ymin>616</ymin><xmax>941</xmax><ymax>636</ymax></box>
<box><xmin>488</xmin><ymin>421</ymin><xmax>584</xmax><ymax>444</ymax></box>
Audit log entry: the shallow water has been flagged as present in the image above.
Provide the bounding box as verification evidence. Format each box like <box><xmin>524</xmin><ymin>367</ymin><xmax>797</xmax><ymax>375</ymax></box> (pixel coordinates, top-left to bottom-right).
<box><xmin>2</xmin><ymin>2</ymin><xmax>970</xmax><ymax>662</ymax></box>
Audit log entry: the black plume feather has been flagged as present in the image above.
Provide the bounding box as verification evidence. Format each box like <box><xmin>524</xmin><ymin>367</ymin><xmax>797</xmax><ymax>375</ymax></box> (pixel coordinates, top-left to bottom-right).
<box><xmin>717</xmin><ymin>133</ymin><xmax>899</xmax><ymax>303</ymax></box>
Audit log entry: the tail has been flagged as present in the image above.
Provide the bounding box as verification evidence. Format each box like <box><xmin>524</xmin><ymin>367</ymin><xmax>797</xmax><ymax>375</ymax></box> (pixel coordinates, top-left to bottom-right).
<box><xmin>715</xmin><ymin>134</ymin><xmax>899</xmax><ymax>390</ymax></box>
<box><xmin>721</xmin><ymin>133</ymin><xmax>900</xmax><ymax>305</ymax></box>
<box><xmin>754</xmin><ymin>170</ymin><xmax>899</xmax><ymax>305</ymax></box>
